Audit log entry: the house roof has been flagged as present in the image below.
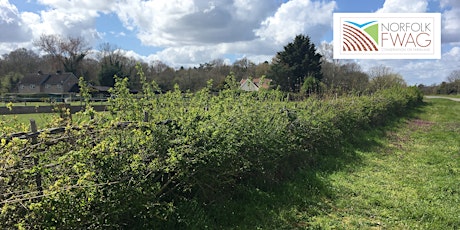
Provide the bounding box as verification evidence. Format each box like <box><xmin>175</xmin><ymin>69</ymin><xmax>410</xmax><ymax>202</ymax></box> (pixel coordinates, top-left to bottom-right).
<box><xmin>19</xmin><ymin>72</ymin><xmax>49</xmax><ymax>85</ymax></box>
<box><xmin>240</xmin><ymin>79</ymin><xmax>259</xmax><ymax>91</ymax></box>
<box><xmin>44</xmin><ymin>72</ymin><xmax>76</xmax><ymax>85</ymax></box>
<box><xmin>19</xmin><ymin>72</ymin><xmax>78</xmax><ymax>86</ymax></box>
<box><xmin>240</xmin><ymin>78</ymin><xmax>272</xmax><ymax>90</ymax></box>
<box><xmin>252</xmin><ymin>78</ymin><xmax>272</xmax><ymax>89</ymax></box>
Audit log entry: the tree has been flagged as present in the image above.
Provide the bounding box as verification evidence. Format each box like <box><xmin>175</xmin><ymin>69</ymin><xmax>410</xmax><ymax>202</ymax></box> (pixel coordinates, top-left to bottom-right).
<box><xmin>150</xmin><ymin>60</ymin><xmax>175</xmax><ymax>91</ymax></box>
<box><xmin>447</xmin><ymin>70</ymin><xmax>460</xmax><ymax>83</ymax></box>
<box><xmin>269</xmin><ymin>34</ymin><xmax>322</xmax><ymax>92</ymax></box>
<box><xmin>321</xmin><ymin>61</ymin><xmax>369</xmax><ymax>94</ymax></box>
<box><xmin>97</xmin><ymin>43</ymin><xmax>125</xmax><ymax>86</ymax></box>
<box><xmin>0</xmin><ymin>48</ymin><xmax>41</xmax><ymax>76</ymax></box>
<box><xmin>339</xmin><ymin>63</ymin><xmax>369</xmax><ymax>93</ymax></box>
<box><xmin>0</xmin><ymin>72</ymin><xmax>22</xmax><ymax>94</ymax></box>
<box><xmin>301</xmin><ymin>75</ymin><xmax>324</xmax><ymax>96</ymax></box>
<box><xmin>368</xmin><ymin>65</ymin><xmax>406</xmax><ymax>92</ymax></box>
<box><xmin>319</xmin><ymin>42</ymin><xmax>343</xmax><ymax>91</ymax></box>
<box><xmin>446</xmin><ymin>70</ymin><xmax>460</xmax><ymax>94</ymax></box>
<box><xmin>80</xmin><ymin>58</ymin><xmax>100</xmax><ymax>85</ymax></box>
<box><xmin>255</xmin><ymin>61</ymin><xmax>270</xmax><ymax>79</ymax></box>
<box><xmin>96</xmin><ymin>43</ymin><xmax>139</xmax><ymax>88</ymax></box>
<box><xmin>33</xmin><ymin>34</ymin><xmax>90</xmax><ymax>76</ymax></box>
<box><xmin>232</xmin><ymin>58</ymin><xmax>256</xmax><ymax>79</ymax></box>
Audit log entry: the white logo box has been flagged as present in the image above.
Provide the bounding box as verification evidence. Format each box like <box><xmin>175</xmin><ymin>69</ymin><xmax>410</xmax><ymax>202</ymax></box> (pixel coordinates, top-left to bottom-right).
<box><xmin>333</xmin><ymin>13</ymin><xmax>441</xmax><ymax>59</ymax></box>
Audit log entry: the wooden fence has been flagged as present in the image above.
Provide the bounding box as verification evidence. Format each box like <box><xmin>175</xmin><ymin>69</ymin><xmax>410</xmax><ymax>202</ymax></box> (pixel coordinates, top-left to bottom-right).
<box><xmin>0</xmin><ymin>104</ymin><xmax>107</xmax><ymax>115</ymax></box>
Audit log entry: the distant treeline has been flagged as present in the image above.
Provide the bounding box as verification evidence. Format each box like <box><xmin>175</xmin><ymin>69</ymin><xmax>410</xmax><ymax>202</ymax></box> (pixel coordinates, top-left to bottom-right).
<box><xmin>1</xmin><ymin>34</ymin><xmax>458</xmax><ymax>96</ymax></box>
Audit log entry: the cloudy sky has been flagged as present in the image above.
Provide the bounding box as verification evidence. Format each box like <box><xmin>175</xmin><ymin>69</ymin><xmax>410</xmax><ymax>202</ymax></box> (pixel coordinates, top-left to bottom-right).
<box><xmin>1</xmin><ymin>0</ymin><xmax>459</xmax><ymax>85</ymax></box>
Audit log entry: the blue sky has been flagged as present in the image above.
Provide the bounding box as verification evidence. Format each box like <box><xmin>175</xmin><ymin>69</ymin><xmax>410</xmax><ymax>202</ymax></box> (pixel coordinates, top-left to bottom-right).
<box><xmin>1</xmin><ymin>0</ymin><xmax>460</xmax><ymax>85</ymax></box>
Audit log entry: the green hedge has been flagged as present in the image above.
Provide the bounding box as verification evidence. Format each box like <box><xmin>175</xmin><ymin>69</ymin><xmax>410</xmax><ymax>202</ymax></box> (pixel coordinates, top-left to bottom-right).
<box><xmin>0</xmin><ymin>72</ymin><xmax>423</xmax><ymax>228</ymax></box>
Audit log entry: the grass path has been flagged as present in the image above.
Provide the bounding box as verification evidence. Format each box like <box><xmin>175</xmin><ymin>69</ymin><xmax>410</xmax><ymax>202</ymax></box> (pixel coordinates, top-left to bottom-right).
<box><xmin>196</xmin><ymin>98</ymin><xmax>460</xmax><ymax>229</ymax></box>
<box><xmin>300</xmin><ymin>98</ymin><xmax>460</xmax><ymax>229</ymax></box>
<box><xmin>425</xmin><ymin>95</ymin><xmax>460</xmax><ymax>102</ymax></box>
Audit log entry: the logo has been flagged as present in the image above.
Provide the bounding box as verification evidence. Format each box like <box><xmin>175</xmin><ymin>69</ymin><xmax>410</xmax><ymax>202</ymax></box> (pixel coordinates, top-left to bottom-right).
<box><xmin>333</xmin><ymin>13</ymin><xmax>441</xmax><ymax>59</ymax></box>
<box><xmin>343</xmin><ymin>20</ymin><xmax>379</xmax><ymax>51</ymax></box>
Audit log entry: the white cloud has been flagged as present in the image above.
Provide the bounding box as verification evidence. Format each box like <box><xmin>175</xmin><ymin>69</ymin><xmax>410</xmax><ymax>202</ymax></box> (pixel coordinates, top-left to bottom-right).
<box><xmin>255</xmin><ymin>0</ymin><xmax>336</xmax><ymax>45</ymax></box>
<box><xmin>440</xmin><ymin>0</ymin><xmax>460</xmax><ymax>44</ymax></box>
<box><xmin>110</xmin><ymin>0</ymin><xmax>335</xmax><ymax>66</ymax></box>
<box><xmin>0</xmin><ymin>0</ymin><xmax>112</xmax><ymax>56</ymax></box>
<box><xmin>37</xmin><ymin>0</ymin><xmax>114</xmax><ymax>13</ymax></box>
<box><xmin>2</xmin><ymin>0</ymin><xmax>334</xmax><ymax>67</ymax></box>
<box><xmin>376</xmin><ymin>0</ymin><xmax>428</xmax><ymax>13</ymax></box>
<box><xmin>0</xmin><ymin>0</ymin><xmax>32</xmax><ymax>42</ymax></box>
<box><xmin>30</xmin><ymin>0</ymin><xmax>106</xmax><ymax>43</ymax></box>
<box><xmin>114</xmin><ymin>0</ymin><xmax>280</xmax><ymax>47</ymax></box>
<box><xmin>440</xmin><ymin>0</ymin><xmax>460</xmax><ymax>8</ymax></box>
<box><xmin>146</xmin><ymin>44</ymin><xmax>229</xmax><ymax>67</ymax></box>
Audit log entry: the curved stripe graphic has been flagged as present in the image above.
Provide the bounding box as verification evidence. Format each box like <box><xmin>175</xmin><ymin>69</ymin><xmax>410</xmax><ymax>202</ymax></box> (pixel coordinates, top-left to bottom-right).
<box><xmin>344</xmin><ymin>29</ymin><xmax>369</xmax><ymax>51</ymax></box>
<box><xmin>344</xmin><ymin>25</ymin><xmax>378</xmax><ymax>50</ymax></box>
<box><xmin>344</xmin><ymin>27</ymin><xmax>372</xmax><ymax>51</ymax></box>
<box><xmin>342</xmin><ymin>23</ymin><xmax>378</xmax><ymax>52</ymax></box>
<box><xmin>343</xmin><ymin>37</ymin><xmax>355</xmax><ymax>51</ymax></box>
<box><xmin>343</xmin><ymin>32</ymin><xmax>364</xmax><ymax>51</ymax></box>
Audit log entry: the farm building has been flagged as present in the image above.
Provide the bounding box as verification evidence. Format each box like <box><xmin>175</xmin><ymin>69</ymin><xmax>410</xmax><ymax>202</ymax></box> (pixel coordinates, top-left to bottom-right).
<box><xmin>17</xmin><ymin>71</ymin><xmax>79</xmax><ymax>95</ymax></box>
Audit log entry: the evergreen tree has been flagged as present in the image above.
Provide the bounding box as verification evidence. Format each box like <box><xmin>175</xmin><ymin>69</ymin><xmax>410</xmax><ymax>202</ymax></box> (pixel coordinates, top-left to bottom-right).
<box><xmin>269</xmin><ymin>34</ymin><xmax>322</xmax><ymax>92</ymax></box>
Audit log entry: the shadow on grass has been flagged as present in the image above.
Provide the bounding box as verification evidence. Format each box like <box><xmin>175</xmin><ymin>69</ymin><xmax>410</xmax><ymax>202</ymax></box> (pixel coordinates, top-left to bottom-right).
<box><xmin>165</xmin><ymin>104</ymin><xmax>427</xmax><ymax>229</ymax></box>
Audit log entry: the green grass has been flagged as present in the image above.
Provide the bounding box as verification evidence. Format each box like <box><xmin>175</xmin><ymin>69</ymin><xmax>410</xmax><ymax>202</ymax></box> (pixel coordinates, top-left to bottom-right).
<box><xmin>0</xmin><ymin>101</ymin><xmax>108</xmax><ymax>107</ymax></box>
<box><xmin>1</xmin><ymin>113</ymin><xmax>56</xmax><ymax>131</ymax></box>
<box><xmin>1</xmin><ymin>111</ymin><xmax>101</xmax><ymax>131</ymax></box>
<box><xmin>175</xmin><ymin>98</ymin><xmax>460</xmax><ymax>229</ymax></box>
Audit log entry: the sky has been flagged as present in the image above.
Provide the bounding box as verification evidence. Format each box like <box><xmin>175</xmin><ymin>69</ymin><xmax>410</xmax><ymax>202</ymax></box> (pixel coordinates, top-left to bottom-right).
<box><xmin>0</xmin><ymin>0</ymin><xmax>459</xmax><ymax>85</ymax></box>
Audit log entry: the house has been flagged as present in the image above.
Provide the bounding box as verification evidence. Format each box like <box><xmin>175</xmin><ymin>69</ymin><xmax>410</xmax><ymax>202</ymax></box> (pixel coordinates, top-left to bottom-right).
<box><xmin>17</xmin><ymin>71</ymin><xmax>79</xmax><ymax>95</ymax></box>
<box><xmin>239</xmin><ymin>78</ymin><xmax>272</xmax><ymax>91</ymax></box>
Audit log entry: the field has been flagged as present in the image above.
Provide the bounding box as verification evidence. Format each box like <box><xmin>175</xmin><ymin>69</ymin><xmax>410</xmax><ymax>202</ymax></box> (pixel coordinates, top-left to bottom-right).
<box><xmin>197</xmin><ymin>97</ymin><xmax>460</xmax><ymax>229</ymax></box>
<box><xmin>1</xmin><ymin>112</ymin><xmax>98</xmax><ymax>131</ymax></box>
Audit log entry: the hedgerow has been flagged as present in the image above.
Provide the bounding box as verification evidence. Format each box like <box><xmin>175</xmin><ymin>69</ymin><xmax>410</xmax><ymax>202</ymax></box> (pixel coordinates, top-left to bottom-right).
<box><xmin>0</xmin><ymin>68</ymin><xmax>422</xmax><ymax>228</ymax></box>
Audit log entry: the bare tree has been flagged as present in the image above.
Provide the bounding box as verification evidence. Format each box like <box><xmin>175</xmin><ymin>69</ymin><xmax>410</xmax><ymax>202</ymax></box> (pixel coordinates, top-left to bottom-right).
<box><xmin>447</xmin><ymin>70</ymin><xmax>460</xmax><ymax>83</ymax></box>
<box><xmin>368</xmin><ymin>65</ymin><xmax>406</xmax><ymax>91</ymax></box>
<box><xmin>33</xmin><ymin>34</ymin><xmax>90</xmax><ymax>76</ymax></box>
<box><xmin>151</xmin><ymin>60</ymin><xmax>172</xmax><ymax>75</ymax></box>
<box><xmin>232</xmin><ymin>57</ymin><xmax>256</xmax><ymax>79</ymax></box>
<box><xmin>446</xmin><ymin>70</ymin><xmax>460</xmax><ymax>94</ymax></box>
<box><xmin>368</xmin><ymin>64</ymin><xmax>392</xmax><ymax>79</ymax></box>
<box><xmin>340</xmin><ymin>63</ymin><xmax>369</xmax><ymax>93</ymax></box>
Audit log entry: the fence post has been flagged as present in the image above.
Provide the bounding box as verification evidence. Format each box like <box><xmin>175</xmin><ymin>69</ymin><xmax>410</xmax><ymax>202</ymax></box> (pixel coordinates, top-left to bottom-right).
<box><xmin>144</xmin><ymin>111</ymin><xmax>149</xmax><ymax>122</ymax></box>
<box><xmin>30</xmin><ymin>119</ymin><xmax>43</xmax><ymax>197</ymax></box>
